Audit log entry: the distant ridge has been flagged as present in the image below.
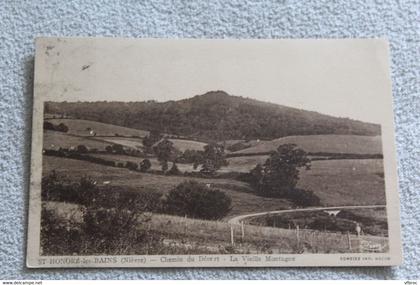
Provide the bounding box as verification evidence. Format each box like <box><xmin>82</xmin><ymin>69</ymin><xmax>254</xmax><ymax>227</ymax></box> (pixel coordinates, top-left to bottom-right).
<box><xmin>45</xmin><ymin>91</ymin><xmax>381</xmax><ymax>141</ymax></box>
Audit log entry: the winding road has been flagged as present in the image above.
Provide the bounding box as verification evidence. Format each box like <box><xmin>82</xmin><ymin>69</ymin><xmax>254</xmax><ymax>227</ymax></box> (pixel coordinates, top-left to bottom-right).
<box><xmin>227</xmin><ymin>204</ymin><xmax>386</xmax><ymax>224</ymax></box>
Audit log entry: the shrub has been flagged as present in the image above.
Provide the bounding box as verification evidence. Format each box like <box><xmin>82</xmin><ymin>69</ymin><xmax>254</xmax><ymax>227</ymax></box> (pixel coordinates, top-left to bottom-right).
<box><xmin>82</xmin><ymin>206</ymin><xmax>149</xmax><ymax>253</ymax></box>
<box><xmin>105</xmin><ymin>144</ymin><xmax>125</xmax><ymax>154</ymax></box>
<box><xmin>177</xmin><ymin>149</ymin><xmax>203</xmax><ymax>164</ymax></box>
<box><xmin>40</xmin><ymin>205</ymin><xmax>83</xmax><ymax>255</ymax></box>
<box><xmin>77</xmin><ymin>144</ymin><xmax>88</xmax><ymax>153</ymax></box>
<box><xmin>42</xmin><ymin>172</ymin><xmax>97</xmax><ymax>206</ymax></box>
<box><xmin>56</xmin><ymin>123</ymin><xmax>69</xmax><ymax>133</ymax></box>
<box><xmin>285</xmin><ymin>188</ymin><xmax>321</xmax><ymax>207</ymax></box>
<box><xmin>96</xmin><ymin>188</ymin><xmax>162</xmax><ymax>212</ymax></box>
<box><xmin>43</xmin><ymin>121</ymin><xmax>55</xmax><ymax>131</ymax></box>
<box><xmin>40</xmin><ymin>202</ymin><xmax>159</xmax><ymax>255</ymax></box>
<box><xmin>126</xmin><ymin>161</ymin><xmax>138</xmax><ymax>171</ymax></box>
<box><xmin>164</xmin><ymin>180</ymin><xmax>232</xmax><ymax>220</ymax></box>
<box><xmin>139</xmin><ymin>159</ymin><xmax>152</xmax><ymax>172</ymax></box>
<box><xmin>42</xmin><ymin>172</ymin><xmax>162</xmax><ymax>211</ymax></box>
<box><xmin>43</xmin><ymin>121</ymin><xmax>69</xmax><ymax>132</ymax></box>
<box><xmin>112</xmin><ymin>144</ymin><xmax>125</xmax><ymax>154</ymax></box>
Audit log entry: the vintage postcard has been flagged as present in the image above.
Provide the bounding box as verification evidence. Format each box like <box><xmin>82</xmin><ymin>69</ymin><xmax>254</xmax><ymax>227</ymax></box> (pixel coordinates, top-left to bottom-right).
<box><xmin>27</xmin><ymin>37</ymin><xmax>402</xmax><ymax>267</ymax></box>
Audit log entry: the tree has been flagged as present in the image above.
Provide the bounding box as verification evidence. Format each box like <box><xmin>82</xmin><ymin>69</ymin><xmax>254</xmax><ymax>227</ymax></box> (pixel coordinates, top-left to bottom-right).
<box><xmin>248</xmin><ymin>163</ymin><xmax>263</xmax><ymax>187</ymax></box>
<box><xmin>178</xmin><ymin>149</ymin><xmax>202</xmax><ymax>164</ymax></box>
<box><xmin>195</xmin><ymin>143</ymin><xmax>228</xmax><ymax>175</ymax></box>
<box><xmin>112</xmin><ymin>144</ymin><xmax>125</xmax><ymax>154</ymax></box>
<box><xmin>139</xmin><ymin>159</ymin><xmax>152</xmax><ymax>172</ymax></box>
<box><xmin>164</xmin><ymin>180</ymin><xmax>232</xmax><ymax>220</ymax></box>
<box><xmin>56</xmin><ymin>123</ymin><xmax>69</xmax><ymax>133</ymax></box>
<box><xmin>43</xmin><ymin>121</ymin><xmax>55</xmax><ymax>130</ymax></box>
<box><xmin>142</xmin><ymin>130</ymin><xmax>161</xmax><ymax>152</ymax></box>
<box><xmin>253</xmin><ymin>144</ymin><xmax>311</xmax><ymax>197</ymax></box>
<box><xmin>167</xmin><ymin>162</ymin><xmax>181</xmax><ymax>175</ymax></box>
<box><xmin>153</xmin><ymin>138</ymin><xmax>177</xmax><ymax>172</ymax></box>
<box><xmin>77</xmin><ymin>144</ymin><xmax>88</xmax><ymax>153</ymax></box>
<box><xmin>126</xmin><ymin>161</ymin><xmax>138</xmax><ymax>171</ymax></box>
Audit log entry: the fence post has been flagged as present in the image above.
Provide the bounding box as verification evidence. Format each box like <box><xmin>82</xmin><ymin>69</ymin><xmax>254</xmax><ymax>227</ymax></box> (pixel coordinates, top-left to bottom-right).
<box><xmin>296</xmin><ymin>225</ymin><xmax>300</xmax><ymax>248</ymax></box>
<box><xmin>347</xmin><ymin>231</ymin><xmax>352</xmax><ymax>251</ymax></box>
<box><xmin>241</xmin><ymin>221</ymin><xmax>245</xmax><ymax>241</ymax></box>
<box><xmin>355</xmin><ymin>223</ymin><xmax>361</xmax><ymax>252</ymax></box>
<box><xmin>184</xmin><ymin>214</ymin><xmax>188</xmax><ymax>234</ymax></box>
<box><xmin>230</xmin><ymin>225</ymin><xmax>235</xmax><ymax>246</ymax></box>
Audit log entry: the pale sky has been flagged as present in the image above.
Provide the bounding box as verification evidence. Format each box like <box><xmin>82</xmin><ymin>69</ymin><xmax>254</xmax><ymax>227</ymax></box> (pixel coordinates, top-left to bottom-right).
<box><xmin>35</xmin><ymin>37</ymin><xmax>394</xmax><ymax>124</ymax></box>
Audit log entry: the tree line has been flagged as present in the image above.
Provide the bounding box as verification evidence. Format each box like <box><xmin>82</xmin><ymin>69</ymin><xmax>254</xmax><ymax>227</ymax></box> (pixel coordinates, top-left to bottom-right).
<box><xmin>44</xmin><ymin>91</ymin><xmax>381</xmax><ymax>141</ymax></box>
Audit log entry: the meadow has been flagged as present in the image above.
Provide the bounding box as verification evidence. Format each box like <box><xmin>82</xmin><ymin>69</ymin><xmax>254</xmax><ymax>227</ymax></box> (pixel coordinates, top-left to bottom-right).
<box><xmin>43</xmin><ymin>156</ymin><xmax>292</xmax><ymax>217</ymax></box>
<box><xmin>43</xmin><ymin>154</ymin><xmax>385</xmax><ymax>213</ymax></box>
<box><xmin>167</xmin><ymin>139</ymin><xmax>207</xmax><ymax>152</ymax></box>
<box><xmin>297</xmin><ymin>159</ymin><xmax>385</xmax><ymax>206</ymax></box>
<box><xmin>234</xmin><ymin>135</ymin><xmax>383</xmax><ymax>155</ymax></box>
<box><xmin>47</xmin><ymin>118</ymin><xmax>150</xmax><ymax>137</ymax></box>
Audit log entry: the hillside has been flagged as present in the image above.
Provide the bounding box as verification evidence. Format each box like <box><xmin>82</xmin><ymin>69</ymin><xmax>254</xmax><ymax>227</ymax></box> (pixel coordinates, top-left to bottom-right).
<box><xmin>234</xmin><ymin>135</ymin><xmax>383</xmax><ymax>155</ymax></box>
<box><xmin>45</xmin><ymin>91</ymin><xmax>381</xmax><ymax>141</ymax></box>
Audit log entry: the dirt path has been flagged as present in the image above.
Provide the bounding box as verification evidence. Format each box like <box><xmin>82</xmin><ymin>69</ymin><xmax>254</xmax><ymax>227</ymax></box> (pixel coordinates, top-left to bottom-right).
<box><xmin>227</xmin><ymin>204</ymin><xmax>386</xmax><ymax>224</ymax></box>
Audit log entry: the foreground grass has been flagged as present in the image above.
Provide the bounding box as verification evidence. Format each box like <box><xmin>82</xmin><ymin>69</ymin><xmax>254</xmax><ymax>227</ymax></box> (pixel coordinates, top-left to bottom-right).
<box><xmin>43</xmin><ymin>202</ymin><xmax>388</xmax><ymax>255</ymax></box>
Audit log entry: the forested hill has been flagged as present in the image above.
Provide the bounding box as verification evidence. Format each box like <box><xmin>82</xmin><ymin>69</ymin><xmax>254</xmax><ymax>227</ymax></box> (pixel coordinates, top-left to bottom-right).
<box><xmin>45</xmin><ymin>91</ymin><xmax>381</xmax><ymax>141</ymax></box>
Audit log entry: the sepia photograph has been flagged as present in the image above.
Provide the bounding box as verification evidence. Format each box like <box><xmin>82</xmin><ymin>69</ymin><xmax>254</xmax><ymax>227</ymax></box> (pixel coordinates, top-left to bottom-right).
<box><xmin>27</xmin><ymin>37</ymin><xmax>402</xmax><ymax>267</ymax></box>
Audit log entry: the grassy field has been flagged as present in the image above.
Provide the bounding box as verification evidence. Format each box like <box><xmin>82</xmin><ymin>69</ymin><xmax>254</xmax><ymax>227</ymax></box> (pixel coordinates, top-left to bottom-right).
<box><xmin>43</xmin><ymin>155</ymin><xmax>385</xmax><ymax>212</ymax></box>
<box><xmin>220</xmin><ymin>139</ymin><xmax>262</xmax><ymax>152</ymax></box>
<box><xmin>297</xmin><ymin>159</ymin><xmax>385</xmax><ymax>206</ymax></box>
<box><xmin>221</xmin><ymin>155</ymin><xmax>270</xmax><ymax>173</ymax></box>
<box><xmin>46</xmin><ymin>118</ymin><xmax>149</xmax><ymax>137</ymax></box>
<box><xmin>222</xmin><ymin>156</ymin><xmax>386</xmax><ymax>207</ymax></box>
<box><xmin>168</xmin><ymin>139</ymin><xmax>207</xmax><ymax>152</ymax></box>
<box><xmin>44</xmin><ymin>129</ymin><xmax>145</xmax><ymax>152</ymax></box>
<box><xmin>234</xmin><ymin>135</ymin><xmax>383</xmax><ymax>155</ymax></box>
<box><xmin>43</xmin><ymin>130</ymin><xmax>111</xmax><ymax>150</ymax></box>
<box><xmin>43</xmin><ymin>156</ymin><xmax>292</xmax><ymax>217</ymax></box>
<box><xmin>97</xmin><ymin>137</ymin><xmax>144</xmax><ymax>149</ymax></box>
